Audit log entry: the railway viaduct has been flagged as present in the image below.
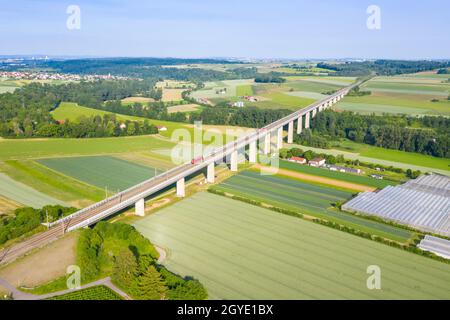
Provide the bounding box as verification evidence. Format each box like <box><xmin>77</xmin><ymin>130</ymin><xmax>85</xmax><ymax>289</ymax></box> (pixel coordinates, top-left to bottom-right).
<box><xmin>0</xmin><ymin>80</ymin><xmax>362</xmax><ymax>265</ymax></box>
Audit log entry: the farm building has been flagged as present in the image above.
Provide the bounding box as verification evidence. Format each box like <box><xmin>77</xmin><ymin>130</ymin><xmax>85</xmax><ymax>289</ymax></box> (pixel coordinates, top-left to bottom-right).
<box><xmin>309</xmin><ymin>158</ymin><xmax>325</xmax><ymax>167</ymax></box>
<box><xmin>342</xmin><ymin>174</ymin><xmax>450</xmax><ymax>237</ymax></box>
<box><xmin>288</xmin><ymin>157</ymin><xmax>306</xmax><ymax>164</ymax></box>
<box><xmin>327</xmin><ymin>165</ymin><xmax>361</xmax><ymax>174</ymax></box>
<box><xmin>231</xmin><ymin>101</ymin><xmax>245</xmax><ymax>108</ymax></box>
<box><xmin>156</xmin><ymin>125</ymin><xmax>167</xmax><ymax>132</ymax></box>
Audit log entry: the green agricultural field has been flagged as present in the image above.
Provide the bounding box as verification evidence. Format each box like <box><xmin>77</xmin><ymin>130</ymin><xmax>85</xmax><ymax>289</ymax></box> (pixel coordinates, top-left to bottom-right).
<box><xmin>134</xmin><ymin>192</ymin><xmax>449</xmax><ymax>299</ymax></box>
<box><xmin>284</xmin><ymin>76</ymin><xmax>356</xmax><ymax>86</ymax></box>
<box><xmin>286</xmin><ymin>91</ymin><xmax>327</xmax><ymax>100</ymax></box>
<box><xmin>0</xmin><ymin>172</ymin><xmax>67</xmax><ymax>208</ymax></box>
<box><xmin>0</xmin><ymin>135</ymin><xmax>173</xmax><ymax>161</ymax></box>
<box><xmin>334</xmin><ymin>140</ymin><xmax>450</xmax><ymax>172</ymax></box>
<box><xmin>1</xmin><ymin>160</ymin><xmax>104</xmax><ymax>207</ymax></box>
<box><xmin>47</xmin><ymin>285</ymin><xmax>123</xmax><ymax>300</ymax></box>
<box><xmin>37</xmin><ymin>155</ymin><xmax>161</xmax><ymax>192</ymax></box>
<box><xmin>336</xmin><ymin>75</ymin><xmax>450</xmax><ymax>115</ymax></box>
<box><xmin>283</xmin><ymin>78</ymin><xmax>343</xmax><ymax>93</ymax></box>
<box><xmin>236</xmin><ymin>84</ymin><xmax>254</xmax><ymax>96</ymax></box>
<box><xmin>363</xmin><ymin>81</ymin><xmax>450</xmax><ymax>95</ymax></box>
<box><xmin>279</xmin><ymin>160</ymin><xmax>396</xmax><ymax>188</ymax></box>
<box><xmin>212</xmin><ymin>171</ymin><xmax>413</xmax><ymax>242</ymax></box>
<box><xmin>255</xmin><ymin>92</ymin><xmax>316</xmax><ymax>110</ymax></box>
<box><xmin>189</xmin><ymin>79</ymin><xmax>254</xmax><ymax>99</ymax></box>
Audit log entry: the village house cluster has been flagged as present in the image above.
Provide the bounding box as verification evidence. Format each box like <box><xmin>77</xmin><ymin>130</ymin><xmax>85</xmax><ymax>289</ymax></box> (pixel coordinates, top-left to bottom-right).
<box><xmin>288</xmin><ymin>156</ymin><xmax>364</xmax><ymax>175</ymax></box>
<box><xmin>0</xmin><ymin>71</ymin><xmax>133</xmax><ymax>81</ymax></box>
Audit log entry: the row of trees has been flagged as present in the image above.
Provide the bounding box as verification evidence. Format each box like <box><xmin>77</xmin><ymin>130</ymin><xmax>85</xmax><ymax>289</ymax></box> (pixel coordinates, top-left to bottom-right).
<box><xmin>317</xmin><ymin>60</ymin><xmax>450</xmax><ymax>76</ymax></box>
<box><xmin>0</xmin><ymin>205</ymin><xmax>76</xmax><ymax>245</ymax></box>
<box><xmin>191</xmin><ymin>106</ymin><xmax>291</xmax><ymax>128</ymax></box>
<box><xmin>279</xmin><ymin>147</ymin><xmax>421</xmax><ymax>178</ymax></box>
<box><xmin>77</xmin><ymin>222</ymin><xmax>207</xmax><ymax>300</ymax></box>
<box><xmin>309</xmin><ymin>111</ymin><xmax>449</xmax><ymax>158</ymax></box>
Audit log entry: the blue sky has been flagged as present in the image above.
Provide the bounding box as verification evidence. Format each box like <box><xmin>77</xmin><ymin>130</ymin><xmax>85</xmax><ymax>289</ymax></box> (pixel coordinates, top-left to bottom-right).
<box><xmin>0</xmin><ymin>0</ymin><xmax>449</xmax><ymax>59</ymax></box>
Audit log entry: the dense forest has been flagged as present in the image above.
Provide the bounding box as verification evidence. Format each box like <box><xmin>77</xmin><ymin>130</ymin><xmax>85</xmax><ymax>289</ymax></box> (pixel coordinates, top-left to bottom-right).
<box><xmin>317</xmin><ymin>60</ymin><xmax>450</xmax><ymax>76</ymax></box>
<box><xmin>0</xmin><ymin>81</ymin><xmax>159</xmax><ymax>138</ymax></box>
<box><xmin>303</xmin><ymin>110</ymin><xmax>449</xmax><ymax>158</ymax></box>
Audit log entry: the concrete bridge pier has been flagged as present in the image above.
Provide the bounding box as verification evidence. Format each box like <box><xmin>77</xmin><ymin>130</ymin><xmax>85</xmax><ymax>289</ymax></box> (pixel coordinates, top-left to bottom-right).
<box><xmin>305</xmin><ymin>112</ymin><xmax>310</xmax><ymax>129</ymax></box>
<box><xmin>249</xmin><ymin>140</ymin><xmax>257</xmax><ymax>163</ymax></box>
<box><xmin>135</xmin><ymin>198</ymin><xmax>145</xmax><ymax>216</ymax></box>
<box><xmin>207</xmin><ymin>162</ymin><xmax>215</xmax><ymax>183</ymax></box>
<box><xmin>287</xmin><ymin>121</ymin><xmax>294</xmax><ymax>144</ymax></box>
<box><xmin>176</xmin><ymin>178</ymin><xmax>185</xmax><ymax>197</ymax></box>
<box><xmin>230</xmin><ymin>149</ymin><xmax>238</xmax><ymax>171</ymax></box>
<box><xmin>312</xmin><ymin>108</ymin><xmax>317</xmax><ymax>118</ymax></box>
<box><xmin>276</xmin><ymin>126</ymin><xmax>283</xmax><ymax>150</ymax></box>
<box><xmin>297</xmin><ymin>115</ymin><xmax>302</xmax><ymax>134</ymax></box>
<box><xmin>263</xmin><ymin>133</ymin><xmax>271</xmax><ymax>155</ymax></box>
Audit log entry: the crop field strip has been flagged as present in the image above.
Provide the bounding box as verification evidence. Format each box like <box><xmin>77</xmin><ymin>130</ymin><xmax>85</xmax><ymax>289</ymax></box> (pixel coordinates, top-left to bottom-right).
<box><xmin>212</xmin><ymin>171</ymin><xmax>413</xmax><ymax>242</ymax></box>
<box><xmin>279</xmin><ymin>160</ymin><xmax>396</xmax><ymax>188</ymax></box>
<box><xmin>37</xmin><ymin>155</ymin><xmax>160</xmax><ymax>192</ymax></box>
<box><xmin>134</xmin><ymin>192</ymin><xmax>450</xmax><ymax>299</ymax></box>
<box><xmin>0</xmin><ymin>160</ymin><xmax>105</xmax><ymax>208</ymax></box>
<box><xmin>337</xmin><ymin>75</ymin><xmax>450</xmax><ymax>116</ymax></box>
<box><xmin>0</xmin><ymin>135</ymin><xmax>174</xmax><ymax>161</ymax></box>
<box><xmin>0</xmin><ymin>172</ymin><xmax>67</xmax><ymax>208</ymax></box>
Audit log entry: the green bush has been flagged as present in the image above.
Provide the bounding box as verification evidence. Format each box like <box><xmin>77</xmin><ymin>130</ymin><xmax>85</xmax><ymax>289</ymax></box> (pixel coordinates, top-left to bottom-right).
<box><xmin>77</xmin><ymin>221</ymin><xmax>208</xmax><ymax>300</ymax></box>
<box><xmin>0</xmin><ymin>205</ymin><xmax>76</xmax><ymax>245</ymax></box>
<box><xmin>159</xmin><ymin>267</ymin><xmax>208</xmax><ymax>300</ymax></box>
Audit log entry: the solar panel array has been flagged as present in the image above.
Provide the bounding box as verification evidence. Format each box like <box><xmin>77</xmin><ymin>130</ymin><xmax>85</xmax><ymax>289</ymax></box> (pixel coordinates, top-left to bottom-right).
<box><xmin>418</xmin><ymin>235</ymin><xmax>450</xmax><ymax>259</ymax></box>
<box><xmin>342</xmin><ymin>174</ymin><xmax>450</xmax><ymax>237</ymax></box>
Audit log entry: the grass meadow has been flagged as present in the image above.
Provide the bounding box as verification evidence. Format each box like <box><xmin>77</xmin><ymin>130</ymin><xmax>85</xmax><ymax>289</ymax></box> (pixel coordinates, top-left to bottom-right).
<box><xmin>0</xmin><ymin>135</ymin><xmax>173</xmax><ymax>161</ymax></box>
<box><xmin>133</xmin><ymin>192</ymin><xmax>449</xmax><ymax>299</ymax></box>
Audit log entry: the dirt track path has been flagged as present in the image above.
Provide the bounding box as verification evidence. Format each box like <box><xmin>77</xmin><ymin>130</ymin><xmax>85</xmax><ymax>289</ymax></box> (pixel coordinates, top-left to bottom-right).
<box><xmin>254</xmin><ymin>164</ymin><xmax>376</xmax><ymax>192</ymax></box>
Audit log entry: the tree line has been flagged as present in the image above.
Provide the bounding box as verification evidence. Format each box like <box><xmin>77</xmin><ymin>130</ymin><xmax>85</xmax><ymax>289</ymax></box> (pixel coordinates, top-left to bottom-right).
<box><xmin>0</xmin><ymin>205</ymin><xmax>76</xmax><ymax>245</ymax></box>
<box><xmin>317</xmin><ymin>60</ymin><xmax>450</xmax><ymax>76</ymax></box>
<box><xmin>191</xmin><ymin>106</ymin><xmax>291</xmax><ymax>128</ymax></box>
<box><xmin>78</xmin><ymin>222</ymin><xmax>207</xmax><ymax>300</ymax></box>
<box><xmin>307</xmin><ymin>110</ymin><xmax>449</xmax><ymax>158</ymax></box>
